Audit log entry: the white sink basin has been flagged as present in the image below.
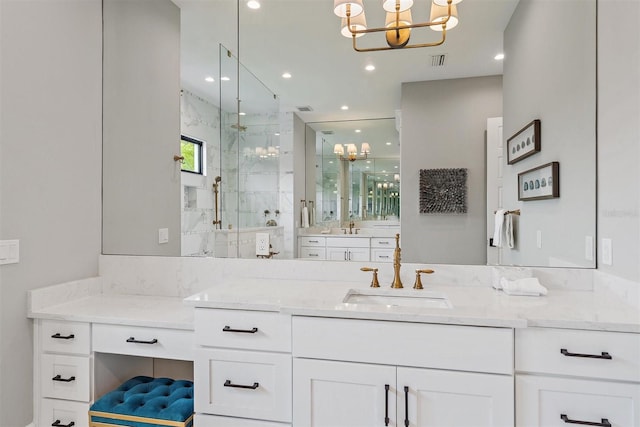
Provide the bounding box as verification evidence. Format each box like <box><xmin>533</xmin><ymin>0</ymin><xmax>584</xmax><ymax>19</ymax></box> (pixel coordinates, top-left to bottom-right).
<box><xmin>343</xmin><ymin>289</ymin><xmax>452</xmax><ymax>309</ymax></box>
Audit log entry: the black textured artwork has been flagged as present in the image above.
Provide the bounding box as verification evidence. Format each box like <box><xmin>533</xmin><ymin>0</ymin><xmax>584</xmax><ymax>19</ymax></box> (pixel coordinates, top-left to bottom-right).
<box><xmin>419</xmin><ymin>168</ymin><xmax>468</xmax><ymax>213</ymax></box>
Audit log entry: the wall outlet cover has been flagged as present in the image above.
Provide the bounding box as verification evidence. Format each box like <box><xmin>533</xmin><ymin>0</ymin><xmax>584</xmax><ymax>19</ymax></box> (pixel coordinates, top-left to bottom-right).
<box><xmin>158</xmin><ymin>228</ymin><xmax>169</xmax><ymax>244</ymax></box>
<box><xmin>256</xmin><ymin>233</ymin><xmax>270</xmax><ymax>256</ymax></box>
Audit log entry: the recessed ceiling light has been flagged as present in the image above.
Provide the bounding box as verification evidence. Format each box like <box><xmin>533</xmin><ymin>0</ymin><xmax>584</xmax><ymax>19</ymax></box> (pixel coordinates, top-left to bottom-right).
<box><xmin>341</xmin><ymin>105</ymin><xmax>349</xmax><ymax>110</ymax></box>
<box><xmin>274</xmin><ymin>132</ymin><xmax>280</xmax><ymax>136</ymax></box>
<box><xmin>239</xmin><ymin>112</ymin><xmax>246</xmax><ymax>116</ymax></box>
<box><xmin>385</xmin><ymin>142</ymin><xmax>392</xmax><ymax>146</ymax></box>
<box><xmin>221</xmin><ymin>76</ymin><xmax>230</xmax><ymax>81</ymax></box>
<box><xmin>282</xmin><ymin>72</ymin><xmax>292</xmax><ymax>79</ymax></box>
<box><xmin>247</xmin><ymin>0</ymin><xmax>260</xmax><ymax>9</ymax></box>
<box><xmin>366</xmin><ymin>160</ymin><xmax>371</xmax><ymax>164</ymax></box>
<box><xmin>494</xmin><ymin>53</ymin><xmax>505</xmax><ymax>60</ymax></box>
<box><xmin>355</xmin><ymin>129</ymin><xmax>361</xmax><ymax>133</ymax></box>
<box><xmin>366</xmin><ymin>166</ymin><xmax>370</xmax><ymax>169</ymax></box>
<box><xmin>329</xmin><ymin>161</ymin><xmax>334</xmax><ymax>164</ymax></box>
<box><xmin>365</xmin><ymin>64</ymin><xmax>375</xmax><ymax>71</ymax></box>
<box><xmin>204</xmin><ymin>76</ymin><xmax>214</xmax><ymax>83</ymax></box>
<box><xmin>394</xmin><ymin>165</ymin><xmax>399</xmax><ymax>169</ymax></box>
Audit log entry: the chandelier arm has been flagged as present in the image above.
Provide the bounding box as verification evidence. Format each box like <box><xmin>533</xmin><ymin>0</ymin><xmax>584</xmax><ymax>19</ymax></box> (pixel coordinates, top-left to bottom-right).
<box><xmin>352</xmin><ymin>28</ymin><xmax>446</xmax><ymax>52</ymax></box>
<box><xmin>346</xmin><ymin>3</ymin><xmax>451</xmax><ymax>36</ymax></box>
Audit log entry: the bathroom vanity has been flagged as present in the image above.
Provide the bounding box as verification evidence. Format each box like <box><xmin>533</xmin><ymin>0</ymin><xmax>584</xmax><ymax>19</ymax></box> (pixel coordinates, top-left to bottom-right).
<box><xmin>28</xmin><ymin>269</ymin><xmax>640</xmax><ymax>427</ymax></box>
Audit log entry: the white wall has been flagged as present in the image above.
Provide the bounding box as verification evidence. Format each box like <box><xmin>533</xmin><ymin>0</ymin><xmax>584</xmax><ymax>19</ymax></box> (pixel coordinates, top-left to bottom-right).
<box><xmin>502</xmin><ymin>0</ymin><xmax>597</xmax><ymax>268</ymax></box>
<box><xmin>0</xmin><ymin>1</ymin><xmax>102</xmax><ymax>425</ymax></box>
<box><xmin>597</xmin><ymin>0</ymin><xmax>640</xmax><ymax>282</ymax></box>
<box><xmin>400</xmin><ymin>76</ymin><xmax>503</xmax><ymax>264</ymax></box>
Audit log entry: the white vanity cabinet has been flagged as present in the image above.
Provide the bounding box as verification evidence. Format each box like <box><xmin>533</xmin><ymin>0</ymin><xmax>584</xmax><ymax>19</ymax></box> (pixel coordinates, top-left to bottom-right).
<box><xmin>35</xmin><ymin>320</ymin><xmax>92</xmax><ymax>427</ymax></box>
<box><xmin>326</xmin><ymin>237</ymin><xmax>370</xmax><ymax>262</ymax></box>
<box><xmin>194</xmin><ymin>308</ymin><xmax>292</xmax><ymax>426</ymax></box>
<box><xmin>370</xmin><ymin>237</ymin><xmax>395</xmax><ymax>262</ymax></box>
<box><xmin>292</xmin><ymin>316</ymin><xmax>515</xmax><ymax>427</ymax></box>
<box><xmin>515</xmin><ymin>328</ymin><xmax>640</xmax><ymax>426</ymax></box>
<box><xmin>298</xmin><ymin>236</ymin><xmax>326</xmax><ymax>260</ymax></box>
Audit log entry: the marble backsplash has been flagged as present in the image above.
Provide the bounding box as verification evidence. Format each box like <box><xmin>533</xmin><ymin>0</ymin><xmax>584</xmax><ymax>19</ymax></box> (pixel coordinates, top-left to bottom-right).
<box><xmin>97</xmin><ymin>254</ymin><xmax>603</xmax><ymax>300</ymax></box>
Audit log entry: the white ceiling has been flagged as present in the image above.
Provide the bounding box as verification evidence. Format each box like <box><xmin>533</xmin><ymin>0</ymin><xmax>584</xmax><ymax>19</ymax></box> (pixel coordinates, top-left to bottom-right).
<box><xmin>177</xmin><ymin>0</ymin><xmax>520</xmax><ymax>123</ymax></box>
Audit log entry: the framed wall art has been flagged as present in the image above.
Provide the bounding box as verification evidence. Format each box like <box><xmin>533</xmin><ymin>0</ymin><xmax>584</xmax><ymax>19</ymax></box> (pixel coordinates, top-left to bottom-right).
<box><xmin>518</xmin><ymin>161</ymin><xmax>559</xmax><ymax>201</ymax></box>
<box><xmin>419</xmin><ymin>168</ymin><xmax>468</xmax><ymax>213</ymax></box>
<box><xmin>507</xmin><ymin>119</ymin><xmax>541</xmax><ymax>164</ymax></box>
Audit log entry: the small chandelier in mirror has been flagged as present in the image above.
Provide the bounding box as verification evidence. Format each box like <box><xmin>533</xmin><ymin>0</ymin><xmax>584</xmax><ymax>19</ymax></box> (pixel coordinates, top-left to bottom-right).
<box><xmin>334</xmin><ymin>142</ymin><xmax>371</xmax><ymax>162</ymax></box>
<box><xmin>334</xmin><ymin>0</ymin><xmax>461</xmax><ymax>52</ymax></box>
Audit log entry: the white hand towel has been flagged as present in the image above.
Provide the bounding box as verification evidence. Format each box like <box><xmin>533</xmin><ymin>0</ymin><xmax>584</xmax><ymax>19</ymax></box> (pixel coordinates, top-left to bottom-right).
<box><xmin>301</xmin><ymin>206</ymin><xmax>310</xmax><ymax>228</ymax></box>
<box><xmin>493</xmin><ymin>209</ymin><xmax>506</xmax><ymax>247</ymax></box>
<box><xmin>505</xmin><ymin>213</ymin><xmax>514</xmax><ymax>249</ymax></box>
<box><xmin>500</xmin><ymin>277</ymin><xmax>548</xmax><ymax>296</ymax></box>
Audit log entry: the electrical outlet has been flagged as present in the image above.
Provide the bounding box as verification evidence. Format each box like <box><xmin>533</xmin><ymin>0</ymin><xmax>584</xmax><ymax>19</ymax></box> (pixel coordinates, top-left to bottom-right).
<box><xmin>158</xmin><ymin>228</ymin><xmax>169</xmax><ymax>244</ymax></box>
<box><xmin>256</xmin><ymin>233</ymin><xmax>270</xmax><ymax>256</ymax></box>
<box><xmin>602</xmin><ymin>238</ymin><xmax>612</xmax><ymax>265</ymax></box>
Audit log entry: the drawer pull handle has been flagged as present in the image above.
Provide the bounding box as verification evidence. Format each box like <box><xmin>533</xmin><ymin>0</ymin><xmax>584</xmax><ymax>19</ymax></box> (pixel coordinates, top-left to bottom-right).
<box><xmin>51</xmin><ymin>420</ymin><xmax>75</xmax><ymax>427</ymax></box>
<box><xmin>403</xmin><ymin>386</ymin><xmax>409</xmax><ymax>427</ymax></box>
<box><xmin>51</xmin><ymin>333</ymin><xmax>75</xmax><ymax>340</ymax></box>
<box><xmin>560</xmin><ymin>349</ymin><xmax>612</xmax><ymax>360</ymax></box>
<box><xmin>379</xmin><ymin>241</ymin><xmax>390</xmax><ymax>244</ymax></box>
<box><xmin>224</xmin><ymin>379</ymin><xmax>259</xmax><ymax>389</ymax></box>
<box><xmin>384</xmin><ymin>384</ymin><xmax>390</xmax><ymax>426</ymax></box>
<box><xmin>561</xmin><ymin>414</ymin><xmax>611</xmax><ymax>427</ymax></box>
<box><xmin>309</xmin><ymin>240</ymin><xmax>319</xmax><ymax>243</ymax></box>
<box><xmin>126</xmin><ymin>337</ymin><xmax>158</xmax><ymax>344</ymax></box>
<box><xmin>223</xmin><ymin>326</ymin><xmax>258</xmax><ymax>334</ymax></box>
<box><xmin>52</xmin><ymin>375</ymin><xmax>76</xmax><ymax>383</ymax></box>
<box><xmin>379</xmin><ymin>255</ymin><xmax>390</xmax><ymax>259</ymax></box>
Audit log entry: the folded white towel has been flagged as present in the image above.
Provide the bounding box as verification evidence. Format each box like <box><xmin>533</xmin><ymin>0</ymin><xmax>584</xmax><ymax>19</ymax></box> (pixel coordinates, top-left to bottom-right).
<box><xmin>491</xmin><ymin>266</ymin><xmax>532</xmax><ymax>289</ymax></box>
<box><xmin>505</xmin><ymin>212</ymin><xmax>514</xmax><ymax>249</ymax></box>
<box><xmin>499</xmin><ymin>277</ymin><xmax>548</xmax><ymax>296</ymax></box>
<box><xmin>301</xmin><ymin>206</ymin><xmax>309</xmax><ymax>228</ymax></box>
<box><xmin>493</xmin><ymin>209</ymin><xmax>506</xmax><ymax>247</ymax></box>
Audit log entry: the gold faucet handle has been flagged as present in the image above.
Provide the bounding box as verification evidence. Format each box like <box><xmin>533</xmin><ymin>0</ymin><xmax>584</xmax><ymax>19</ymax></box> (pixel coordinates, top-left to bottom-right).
<box><xmin>360</xmin><ymin>267</ymin><xmax>380</xmax><ymax>288</ymax></box>
<box><xmin>413</xmin><ymin>269</ymin><xmax>434</xmax><ymax>290</ymax></box>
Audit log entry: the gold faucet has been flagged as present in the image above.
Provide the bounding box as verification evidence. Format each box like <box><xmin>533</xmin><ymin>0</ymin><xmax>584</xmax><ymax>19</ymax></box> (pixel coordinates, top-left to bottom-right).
<box><xmin>391</xmin><ymin>233</ymin><xmax>403</xmax><ymax>288</ymax></box>
<box><xmin>349</xmin><ymin>220</ymin><xmax>355</xmax><ymax>234</ymax></box>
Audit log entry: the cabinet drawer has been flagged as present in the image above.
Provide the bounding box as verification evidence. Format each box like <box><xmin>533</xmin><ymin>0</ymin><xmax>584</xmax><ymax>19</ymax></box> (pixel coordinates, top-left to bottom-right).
<box><xmin>371</xmin><ymin>249</ymin><xmax>394</xmax><ymax>262</ymax></box>
<box><xmin>195</xmin><ymin>413</ymin><xmax>290</xmax><ymax>426</ymax></box>
<box><xmin>299</xmin><ymin>247</ymin><xmax>326</xmax><ymax>260</ymax></box>
<box><xmin>293</xmin><ymin>317</ymin><xmax>513</xmax><ymax>374</ymax></box>
<box><xmin>516</xmin><ymin>374</ymin><xmax>640</xmax><ymax>427</ymax></box>
<box><xmin>92</xmin><ymin>324</ymin><xmax>194</xmax><ymax>361</ymax></box>
<box><xmin>41</xmin><ymin>320</ymin><xmax>90</xmax><ymax>355</ymax></box>
<box><xmin>39</xmin><ymin>398</ymin><xmax>90</xmax><ymax>427</ymax></box>
<box><xmin>326</xmin><ymin>237</ymin><xmax>369</xmax><ymax>248</ymax></box>
<box><xmin>371</xmin><ymin>237</ymin><xmax>395</xmax><ymax>248</ymax></box>
<box><xmin>195</xmin><ymin>309</ymin><xmax>291</xmax><ymax>352</ymax></box>
<box><xmin>41</xmin><ymin>354</ymin><xmax>90</xmax><ymax>402</ymax></box>
<box><xmin>516</xmin><ymin>328</ymin><xmax>640</xmax><ymax>382</ymax></box>
<box><xmin>194</xmin><ymin>348</ymin><xmax>292</xmax><ymax>422</ymax></box>
<box><xmin>299</xmin><ymin>236</ymin><xmax>325</xmax><ymax>247</ymax></box>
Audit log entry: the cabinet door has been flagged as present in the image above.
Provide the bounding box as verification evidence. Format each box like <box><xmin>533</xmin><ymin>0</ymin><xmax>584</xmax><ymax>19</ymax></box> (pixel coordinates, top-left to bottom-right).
<box><xmin>327</xmin><ymin>247</ymin><xmax>348</xmax><ymax>261</ymax></box>
<box><xmin>397</xmin><ymin>367</ymin><xmax>514</xmax><ymax>427</ymax></box>
<box><xmin>348</xmin><ymin>247</ymin><xmax>370</xmax><ymax>261</ymax></box>
<box><xmin>516</xmin><ymin>374</ymin><xmax>640</xmax><ymax>427</ymax></box>
<box><xmin>294</xmin><ymin>359</ymin><xmax>397</xmax><ymax>427</ymax></box>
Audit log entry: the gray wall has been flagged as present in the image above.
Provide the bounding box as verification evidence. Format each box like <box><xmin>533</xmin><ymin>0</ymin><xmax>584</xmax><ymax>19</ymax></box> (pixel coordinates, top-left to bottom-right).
<box><xmin>400</xmin><ymin>76</ymin><xmax>503</xmax><ymax>264</ymax></box>
<box><xmin>0</xmin><ymin>1</ymin><xmax>102</xmax><ymax>425</ymax></box>
<box><xmin>598</xmin><ymin>0</ymin><xmax>640</xmax><ymax>282</ymax></box>
<box><xmin>102</xmin><ymin>0</ymin><xmax>181</xmax><ymax>256</ymax></box>
<box><xmin>502</xmin><ymin>0</ymin><xmax>597</xmax><ymax>267</ymax></box>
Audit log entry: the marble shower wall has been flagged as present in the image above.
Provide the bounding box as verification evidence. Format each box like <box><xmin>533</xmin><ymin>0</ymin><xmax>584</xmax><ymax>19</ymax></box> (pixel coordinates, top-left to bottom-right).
<box><xmin>180</xmin><ymin>89</ymin><xmax>220</xmax><ymax>256</ymax></box>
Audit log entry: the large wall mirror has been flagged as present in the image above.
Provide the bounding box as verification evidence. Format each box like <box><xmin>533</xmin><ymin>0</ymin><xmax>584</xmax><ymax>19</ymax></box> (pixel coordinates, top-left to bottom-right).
<box><xmin>102</xmin><ymin>0</ymin><xmax>596</xmax><ymax>268</ymax></box>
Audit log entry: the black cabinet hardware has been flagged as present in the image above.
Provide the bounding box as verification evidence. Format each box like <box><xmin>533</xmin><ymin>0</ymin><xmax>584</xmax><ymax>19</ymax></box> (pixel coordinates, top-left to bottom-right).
<box><xmin>126</xmin><ymin>337</ymin><xmax>158</xmax><ymax>344</ymax></box>
<box><xmin>384</xmin><ymin>384</ymin><xmax>390</xmax><ymax>426</ymax></box>
<box><xmin>560</xmin><ymin>349</ymin><xmax>612</xmax><ymax>360</ymax></box>
<box><xmin>51</xmin><ymin>420</ymin><xmax>75</xmax><ymax>427</ymax></box>
<box><xmin>404</xmin><ymin>386</ymin><xmax>409</xmax><ymax>427</ymax></box>
<box><xmin>224</xmin><ymin>379</ymin><xmax>259</xmax><ymax>389</ymax></box>
<box><xmin>222</xmin><ymin>326</ymin><xmax>258</xmax><ymax>333</ymax></box>
<box><xmin>561</xmin><ymin>414</ymin><xmax>611</xmax><ymax>426</ymax></box>
<box><xmin>51</xmin><ymin>333</ymin><xmax>75</xmax><ymax>340</ymax></box>
<box><xmin>51</xmin><ymin>375</ymin><xmax>76</xmax><ymax>383</ymax></box>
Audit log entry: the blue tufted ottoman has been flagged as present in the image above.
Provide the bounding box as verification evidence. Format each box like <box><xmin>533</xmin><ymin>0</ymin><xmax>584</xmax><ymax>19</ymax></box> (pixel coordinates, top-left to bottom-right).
<box><xmin>89</xmin><ymin>376</ymin><xmax>194</xmax><ymax>427</ymax></box>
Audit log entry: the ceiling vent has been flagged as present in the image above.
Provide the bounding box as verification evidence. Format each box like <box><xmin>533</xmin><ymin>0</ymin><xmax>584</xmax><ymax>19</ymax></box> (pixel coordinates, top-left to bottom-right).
<box><xmin>321</xmin><ymin>130</ymin><xmax>334</xmax><ymax>135</ymax></box>
<box><xmin>296</xmin><ymin>106</ymin><xmax>313</xmax><ymax>112</ymax></box>
<box><xmin>430</xmin><ymin>54</ymin><xmax>447</xmax><ymax>67</ymax></box>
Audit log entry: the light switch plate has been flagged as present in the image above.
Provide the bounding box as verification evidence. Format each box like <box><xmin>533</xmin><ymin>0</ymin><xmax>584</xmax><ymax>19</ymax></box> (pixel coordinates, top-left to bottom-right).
<box><xmin>158</xmin><ymin>228</ymin><xmax>169</xmax><ymax>244</ymax></box>
<box><xmin>536</xmin><ymin>230</ymin><xmax>542</xmax><ymax>249</ymax></box>
<box><xmin>0</xmin><ymin>240</ymin><xmax>19</xmax><ymax>265</ymax></box>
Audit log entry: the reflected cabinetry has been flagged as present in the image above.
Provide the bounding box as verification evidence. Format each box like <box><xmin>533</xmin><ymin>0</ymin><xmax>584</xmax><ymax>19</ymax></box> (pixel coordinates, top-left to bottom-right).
<box><xmin>298</xmin><ymin>236</ymin><xmax>395</xmax><ymax>262</ymax></box>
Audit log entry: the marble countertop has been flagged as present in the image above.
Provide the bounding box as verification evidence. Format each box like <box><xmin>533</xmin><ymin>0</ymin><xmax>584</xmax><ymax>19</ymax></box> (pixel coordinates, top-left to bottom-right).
<box><xmin>29</xmin><ymin>294</ymin><xmax>194</xmax><ymax>330</ymax></box>
<box><xmin>185</xmin><ymin>279</ymin><xmax>640</xmax><ymax>333</ymax></box>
